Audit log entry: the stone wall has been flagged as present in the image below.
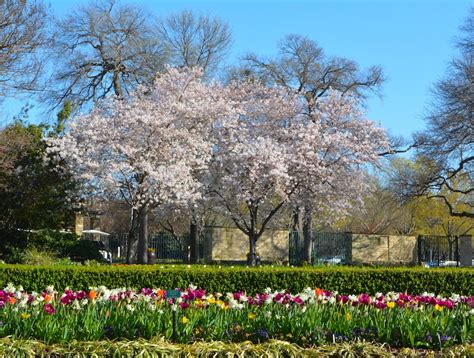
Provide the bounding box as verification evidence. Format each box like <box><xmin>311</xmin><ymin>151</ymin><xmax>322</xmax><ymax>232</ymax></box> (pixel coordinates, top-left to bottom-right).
<box><xmin>207</xmin><ymin>227</ymin><xmax>289</xmax><ymax>262</ymax></box>
<box><xmin>350</xmin><ymin>234</ymin><xmax>417</xmax><ymax>264</ymax></box>
<box><xmin>201</xmin><ymin>229</ymin><xmax>437</xmax><ymax>264</ymax></box>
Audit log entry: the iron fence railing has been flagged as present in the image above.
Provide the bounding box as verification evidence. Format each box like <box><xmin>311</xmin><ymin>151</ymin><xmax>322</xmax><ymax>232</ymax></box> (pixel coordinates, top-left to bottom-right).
<box><xmin>417</xmin><ymin>235</ymin><xmax>460</xmax><ymax>266</ymax></box>
<box><xmin>105</xmin><ymin>232</ymin><xmax>208</xmax><ymax>263</ymax></box>
<box><xmin>289</xmin><ymin>231</ymin><xmax>350</xmax><ymax>265</ymax></box>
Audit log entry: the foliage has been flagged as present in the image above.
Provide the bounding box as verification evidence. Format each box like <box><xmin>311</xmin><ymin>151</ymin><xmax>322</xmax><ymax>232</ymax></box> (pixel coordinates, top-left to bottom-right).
<box><xmin>209</xmin><ymin>86</ymin><xmax>388</xmax><ymax>264</ymax></box>
<box><xmin>22</xmin><ymin>248</ymin><xmax>57</xmax><ymax>266</ymax></box>
<box><xmin>0</xmin><ymin>265</ymin><xmax>471</xmax><ymax>295</ymax></box>
<box><xmin>0</xmin><ymin>122</ymin><xmax>77</xmax><ymax>231</ymax></box>
<box><xmin>0</xmin><ymin>338</ymin><xmax>471</xmax><ymax>357</ymax></box>
<box><xmin>388</xmin><ymin>158</ymin><xmax>474</xmax><ymax>236</ymax></box>
<box><xmin>0</xmin><ymin>120</ymin><xmax>79</xmax><ymax>261</ymax></box>
<box><xmin>0</xmin><ymin>229</ymin><xmax>104</xmax><ymax>264</ymax></box>
<box><xmin>0</xmin><ymin>285</ymin><xmax>472</xmax><ymax>347</ymax></box>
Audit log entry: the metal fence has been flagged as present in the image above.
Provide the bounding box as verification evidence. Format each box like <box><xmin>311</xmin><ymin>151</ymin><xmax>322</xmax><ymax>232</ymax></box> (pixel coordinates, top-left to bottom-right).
<box><xmin>105</xmin><ymin>232</ymin><xmax>208</xmax><ymax>263</ymax></box>
<box><xmin>289</xmin><ymin>231</ymin><xmax>350</xmax><ymax>265</ymax></box>
<box><xmin>417</xmin><ymin>235</ymin><xmax>460</xmax><ymax>266</ymax></box>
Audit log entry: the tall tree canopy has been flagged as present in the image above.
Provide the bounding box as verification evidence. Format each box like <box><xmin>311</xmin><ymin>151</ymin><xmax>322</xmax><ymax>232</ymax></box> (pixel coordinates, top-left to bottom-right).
<box><xmin>48</xmin><ymin>67</ymin><xmax>231</xmax><ymax>263</ymax></box>
<box><xmin>229</xmin><ymin>34</ymin><xmax>386</xmax><ymax>261</ymax></box>
<box><xmin>0</xmin><ymin>0</ymin><xmax>48</xmax><ymax>101</ymax></box>
<box><xmin>0</xmin><ymin>120</ymin><xmax>78</xmax><ymax>258</ymax></box>
<box><xmin>47</xmin><ymin>0</ymin><xmax>167</xmax><ymax>109</ymax></box>
<box><xmin>47</xmin><ymin>1</ymin><xmax>232</xmax><ymax>111</ymax></box>
<box><xmin>156</xmin><ymin>10</ymin><xmax>232</xmax><ymax>76</ymax></box>
<box><xmin>400</xmin><ymin>8</ymin><xmax>473</xmax><ymax>219</ymax></box>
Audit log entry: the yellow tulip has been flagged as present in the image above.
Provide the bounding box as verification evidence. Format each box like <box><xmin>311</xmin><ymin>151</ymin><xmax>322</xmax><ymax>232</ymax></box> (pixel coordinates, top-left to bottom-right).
<box><xmin>387</xmin><ymin>301</ymin><xmax>396</xmax><ymax>309</ymax></box>
<box><xmin>248</xmin><ymin>312</ymin><xmax>256</xmax><ymax>320</ymax></box>
<box><xmin>182</xmin><ymin>316</ymin><xmax>189</xmax><ymax>324</ymax></box>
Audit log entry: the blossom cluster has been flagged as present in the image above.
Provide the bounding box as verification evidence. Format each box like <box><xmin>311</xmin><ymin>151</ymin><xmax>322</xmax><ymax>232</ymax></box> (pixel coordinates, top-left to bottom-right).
<box><xmin>0</xmin><ymin>284</ymin><xmax>472</xmax><ymax>314</ymax></box>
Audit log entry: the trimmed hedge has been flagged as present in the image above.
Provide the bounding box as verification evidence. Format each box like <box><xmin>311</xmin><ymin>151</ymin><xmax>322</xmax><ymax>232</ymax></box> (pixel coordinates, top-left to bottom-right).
<box><xmin>0</xmin><ymin>264</ymin><xmax>472</xmax><ymax>295</ymax></box>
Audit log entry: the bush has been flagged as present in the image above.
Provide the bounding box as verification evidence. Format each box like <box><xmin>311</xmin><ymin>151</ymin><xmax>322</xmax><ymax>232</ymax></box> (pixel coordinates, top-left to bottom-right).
<box><xmin>0</xmin><ymin>229</ymin><xmax>104</xmax><ymax>264</ymax></box>
<box><xmin>0</xmin><ymin>265</ymin><xmax>472</xmax><ymax>295</ymax></box>
<box><xmin>65</xmin><ymin>240</ymin><xmax>106</xmax><ymax>263</ymax></box>
<box><xmin>22</xmin><ymin>248</ymin><xmax>56</xmax><ymax>266</ymax></box>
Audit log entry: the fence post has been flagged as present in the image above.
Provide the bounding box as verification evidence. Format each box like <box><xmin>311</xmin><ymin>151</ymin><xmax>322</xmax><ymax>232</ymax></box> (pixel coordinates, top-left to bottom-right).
<box><xmin>417</xmin><ymin>236</ymin><xmax>422</xmax><ymax>265</ymax></box>
<box><xmin>344</xmin><ymin>232</ymin><xmax>352</xmax><ymax>264</ymax></box>
<box><xmin>459</xmin><ymin>236</ymin><xmax>472</xmax><ymax>267</ymax></box>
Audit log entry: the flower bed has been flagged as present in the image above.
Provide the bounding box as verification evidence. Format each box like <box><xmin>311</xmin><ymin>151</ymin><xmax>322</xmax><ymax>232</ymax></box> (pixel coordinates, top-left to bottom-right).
<box><xmin>0</xmin><ymin>284</ymin><xmax>472</xmax><ymax>348</ymax></box>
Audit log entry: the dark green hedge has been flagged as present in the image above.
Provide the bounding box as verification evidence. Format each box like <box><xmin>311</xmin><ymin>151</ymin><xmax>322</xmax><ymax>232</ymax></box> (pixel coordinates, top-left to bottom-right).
<box><xmin>0</xmin><ymin>265</ymin><xmax>472</xmax><ymax>295</ymax></box>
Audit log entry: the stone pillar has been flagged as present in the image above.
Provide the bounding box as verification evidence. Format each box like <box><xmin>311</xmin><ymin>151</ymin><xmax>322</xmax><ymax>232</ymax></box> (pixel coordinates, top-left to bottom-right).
<box><xmin>74</xmin><ymin>215</ymin><xmax>84</xmax><ymax>236</ymax></box>
<box><xmin>459</xmin><ymin>236</ymin><xmax>472</xmax><ymax>267</ymax></box>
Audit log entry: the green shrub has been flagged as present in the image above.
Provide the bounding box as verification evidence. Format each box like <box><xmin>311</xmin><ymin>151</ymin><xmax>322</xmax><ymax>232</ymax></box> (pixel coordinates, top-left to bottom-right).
<box><xmin>0</xmin><ymin>229</ymin><xmax>105</xmax><ymax>264</ymax></box>
<box><xmin>0</xmin><ymin>265</ymin><xmax>472</xmax><ymax>295</ymax></box>
<box><xmin>22</xmin><ymin>248</ymin><xmax>56</xmax><ymax>265</ymax></box>
<box><xmin>65</xmin><ymin>240</ymin><xmax>105</xmax><ymax>263</ymax></box>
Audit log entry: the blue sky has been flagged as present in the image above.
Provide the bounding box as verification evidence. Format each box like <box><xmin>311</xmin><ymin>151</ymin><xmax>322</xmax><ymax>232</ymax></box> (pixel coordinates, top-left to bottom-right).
<box><xmin>2</xmin><ymin>0</ymin><xmax>472</xmax><ymax>139</ymax></box>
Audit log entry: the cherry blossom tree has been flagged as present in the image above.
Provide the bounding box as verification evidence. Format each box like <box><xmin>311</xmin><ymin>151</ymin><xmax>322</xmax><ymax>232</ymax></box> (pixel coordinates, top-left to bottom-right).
<box><xmin>48</xmin><ymin>67</ymin><xmax>230</xmax><ymax>263</ymax></box>
<box><xmin>49</xmin><ymin>66</ymin><xmax>388</xmax><ymax>266</ymax></box>
<box><xmin>210</xmin><ymin>86</ymin><xmax>388</xmax><ymax>265</ymax></box>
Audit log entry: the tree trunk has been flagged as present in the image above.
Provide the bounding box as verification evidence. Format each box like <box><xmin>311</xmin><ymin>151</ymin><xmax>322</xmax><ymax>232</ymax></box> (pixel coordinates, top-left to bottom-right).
<box><xmin>126</xmin><ymin>208</ymin><xmax>138</xmax><ymax>264</ymax></box>
<box><xmin>136</xmin><ymin>206</ymin><xmax>149</xmax><ymax>264</ymax></box>
<box><xmin>189</xmin><ymin>218</ymin><xmax>199</xmax><ymax>263</ymax></box>
<box><xmin>113</xmin><ymin>70</ymin><xmax>123</xmax><ymax>97</ymax></box>
<box><xmin>301</xmin><ymin>203</ymin><xmax>313</xmax><ymax>264</ymax></box>
<box><xmin>292</xmin><ymin>206</ymin><xmax>303</xmax><ymax>233</ymax></box>
<box><xmin>247</xmin><ymin>233</ymin><xmax>258</xmax><ymax>266</ymax></box>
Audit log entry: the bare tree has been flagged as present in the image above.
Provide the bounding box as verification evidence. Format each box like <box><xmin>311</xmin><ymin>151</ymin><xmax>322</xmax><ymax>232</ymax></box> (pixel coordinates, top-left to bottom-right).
<box><xmin>232</xmin><ymin>34</ymin><xmax>383</xmax><ymax>104</ymax></box>
<box><xmin>345</xmin><ymin>181</ymin><xmax>416</xmax><ymax>235</ymax></box>
<box><xmin>48</xmin><ymin>0</ymin><xmax>167</xmax><ymax>110</ymax></box>
<box><xmin>156</xmin><ymin>10</ymin><xmax>232</xmax><ymax>76</ymax></box>
<box><xmin>0</xmin><ymin>0</ymin><xmax>48</xmax><ymax>101</ymax></box>
<box><xmin>402</xmin><ymin>9</ymin><xmax>473</xmax><ymax>219</ymax></box>
<box><xmin>233</xmin><ymin>34</ymin><xmax>385</xmax><ymax>262</ymax></box>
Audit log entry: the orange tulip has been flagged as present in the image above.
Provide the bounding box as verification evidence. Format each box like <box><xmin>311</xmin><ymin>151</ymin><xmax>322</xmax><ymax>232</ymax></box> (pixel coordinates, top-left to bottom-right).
<box><xmin>315</xmin><ymin>288</ymin><xmax>324</xmax><ymax>297</ymax></box>
<box><xmin>8</xmin><ymin>297</ymin><xmax>16</xmax><ymax>305</ymax></box>
<box><xmin>44</xmin><ymin>294</ymin><xmax>52</xmax><ymax>303</ymax></box>
<box><xmin>88</xmin><ymin>291</ymin><xmax>97</xmax><ymax>300</ymax></box>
